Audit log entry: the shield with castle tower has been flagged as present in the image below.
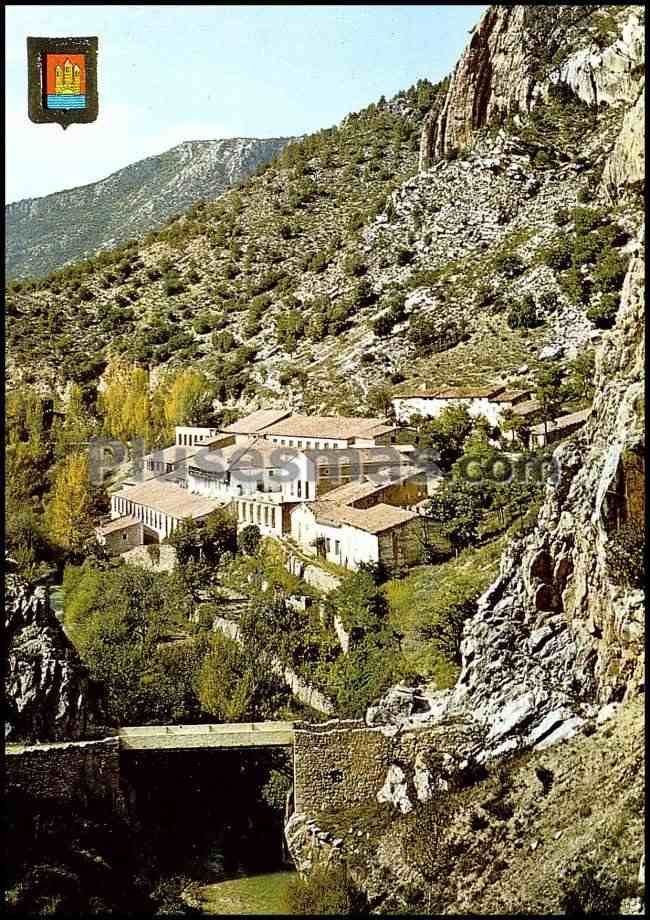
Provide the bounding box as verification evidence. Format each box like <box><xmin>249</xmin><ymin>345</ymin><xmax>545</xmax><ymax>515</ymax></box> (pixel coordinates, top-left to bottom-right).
<box><xmin>27</xmin><ymin>36</ymin><xmax>98</xmax><ymax>128</ymax></box>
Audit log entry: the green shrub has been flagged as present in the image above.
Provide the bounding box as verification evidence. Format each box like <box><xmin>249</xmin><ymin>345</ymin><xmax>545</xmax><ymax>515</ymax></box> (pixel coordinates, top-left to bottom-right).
<box><xmin>163</xmin><ymin>272</ymin><xmax>185</xmax><ymax>296</ymax></box>
<box><xmin>507</xmin><ymin>294</ymin><xmax>542</xmax><ymax>330</ymax></box>
<box><xmin>286</xmin><ymin>865</ymin><xmax>364</xmax><ymax>915</ymax></box>
<box><xmin>373</xmin><ymin>311</ymin><xmax>396</xmax><ymax>337</ymax></box>
<box><xmin>538</xmin><ymin>290</ymin><xmax>558</xmax><ymax>312</ymax></box>
<box><xmin>396</xmin><ymin>247</ymin><xmax>415</xmax><ymax>266</ymax></box>
<box><xmin>592</xmin><ymin>250</ymin><xmax>629</xmax><ymax>293</ymax></box>
<box><xmin>559</xmin><ymin>862</ymin><xmax>630</xmax><ymax>915</ymax></box>
<box><xmin>350</xmin><ymin>279</ymin><xmax>375</xmax><ymax>310</ymax></box>
<box><xmin>494</xmin><ymin>252</ymin><xmax>525</xmax><ymax>278</ymax></box>
<box><xmin>540</xmin><ymin>237</ymin><xmax>572</xmax><ymax>270</ymax></box>
<box><xmin>586</xmin><ymin>293</ymin><xmax>619</xmax><ymax>329</ymax></box>
<box><xmin>606</xmin><ymin>520</ymin><xmax>644</xmax><ymax>588</ymax></box>
<box><xmin>409</xmin><ymin>317</ymin><xmax>469</xmax><ymax>353</ymax></box>
<box><xmin>342</xmin><ymin>252</ymin><xmax>367</xmax><ymax>277</ymax></box>
<box><xmin>554</xmin><ymin>207</ymin><xmax>571</xmax><ymax>226</ymax></box>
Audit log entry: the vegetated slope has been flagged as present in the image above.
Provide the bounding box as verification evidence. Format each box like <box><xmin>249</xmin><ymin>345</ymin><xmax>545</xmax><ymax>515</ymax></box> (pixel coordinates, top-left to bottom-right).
<box><xmin>5</xmin><ymin>137</ymin><xmax>291</xmax><ymax>279</ymax></box>
<box><xmin>6</xmin><ymin>6</ymin><xmax>643</xmax><ymax>420</ymax></box>
<box><xmin>289</xmin><ymin>697</ymin><xmax>644</xmax><ymax>915</ymax></box>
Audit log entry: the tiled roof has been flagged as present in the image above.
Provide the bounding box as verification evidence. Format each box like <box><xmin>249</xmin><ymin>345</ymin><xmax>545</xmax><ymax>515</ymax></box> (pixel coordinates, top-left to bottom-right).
<box><xmin>322</xmin><ymin>469</ymin><xmax>423</xmax><ymax>506</ymax></box>
<box><xmin>394</xmin><ymin>385</ymin><xmax>506</xmax><ymax>400</ymax></box>
<box><xmin>529</xmin><ymin>408</ymin><xmax>591</xmax><ymax>436</ymax></box>
<box><xmin>511</xmin><ymin>399</ymin><xmax>543</xmax><ymax>417</ymax></box>
<box><xmin>491</xmin><ymin>389</ymin><xmax>531</xmax><ymax>403</ymax></box>
<box><xmin>302</xmin><ymin>446</ymin><xmax>412</xmax><ymax>464</ymax></box>
<box><xmin>261</xmin><ymin>414</ymin><xmax>393</xmax><ymax>440</ymax></box>
<box><xmin>302</xmin><ymin>500</ymin><xmax>421</xmax><ymax>534</ymax></box>
<box><xmin>222</xmin><ymin>408</ymin><xmax>291</xmax><ymax>435</ymax></box>
<box><xmin>112</xmin><ymin>479</ymin><xmax>224</xmax><ymax>519</ymax></box>
<box><xmin>191</xmin><ymin>437</ymin><xmax>299</xmax><ymax>473</ymax></box>
<box><xmin>140</xmin><ymin>444</ymin><xmax>198</xmax><ymax>465</ymax></box>
<box><xmin>97</xmin><ymin>515</ymin><xmax>141</xmax><ymax>535</ymax></box>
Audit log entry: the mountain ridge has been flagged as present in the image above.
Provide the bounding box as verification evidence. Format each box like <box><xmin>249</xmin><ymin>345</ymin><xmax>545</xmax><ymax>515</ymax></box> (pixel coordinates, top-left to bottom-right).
<box><xmin>6</xmin><ymin>136</ymin><xmax>292</xmax><ymax>279</ymax></box>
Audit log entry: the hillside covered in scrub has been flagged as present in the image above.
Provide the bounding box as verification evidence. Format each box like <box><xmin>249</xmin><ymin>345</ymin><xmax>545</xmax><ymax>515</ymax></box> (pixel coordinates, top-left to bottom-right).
<box><xmin>7</xmin><ymin>4</ymin><xmax>643</xmax><ymax>419</ymax></box>
<box><xmin>5</xmin><ymin>136</ymin><xmax>291</xmax><ymax>280</ymax></box>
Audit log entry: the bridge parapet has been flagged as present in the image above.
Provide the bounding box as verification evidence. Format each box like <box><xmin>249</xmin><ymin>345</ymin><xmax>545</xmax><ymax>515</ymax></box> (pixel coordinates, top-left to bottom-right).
<box><xmin>118</xmin><ymin>720</ymin><xmax>295</xmax><ymax>751</ymax></box>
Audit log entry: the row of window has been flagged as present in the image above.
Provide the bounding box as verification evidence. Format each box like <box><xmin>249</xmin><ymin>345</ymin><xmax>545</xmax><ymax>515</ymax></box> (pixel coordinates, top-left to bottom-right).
<box><xmin>113</xmin><ymin>497</ymin><xmax>178</xmax><ymax>535</ymax></box>
<box><xmin>270</xmin><ymin>436</ymin><xmax>341</xmax><ymax>450</ymax></box>
<box><xmin>177</xmin><ymin>431</ymin><xmax>215</xmax><ymax>447</ymax></box>
<box><xmin>237</xmin><ymin>501</ymin><xmax>277</xmax><ymax>529</ymax></box>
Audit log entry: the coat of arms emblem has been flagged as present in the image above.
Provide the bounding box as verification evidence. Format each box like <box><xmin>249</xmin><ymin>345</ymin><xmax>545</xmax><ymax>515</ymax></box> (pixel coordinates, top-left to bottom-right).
<box><xmin>27</xmin><ymin>36</ymin><xmax>98</xmax><ymax>128</ymax></box>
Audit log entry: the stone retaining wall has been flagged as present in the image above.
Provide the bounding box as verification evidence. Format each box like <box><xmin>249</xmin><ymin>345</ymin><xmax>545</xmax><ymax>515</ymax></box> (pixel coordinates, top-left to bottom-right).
<box><xmin>285</xmin><ymin>549</ymin><xmax>342</xmax><ymax>594</ymax></box>
<box><xmin>293</xmin><ymin>720</ymin><xmax>395</xmax><ymax>813</ymax></box>
<box><xmin>292</xmin><ymin>718</ymin><xmax>484</xmax><ymax>816</ymax></box>
<box><xmin>212</xmin><ymin>616</ymin><xmax>334</xmax><ymax>715</ymax></box>
<box><xmin>6</xmin><ymin>736</ymin><xmax>125</xmax><ymax>812</ymax></box>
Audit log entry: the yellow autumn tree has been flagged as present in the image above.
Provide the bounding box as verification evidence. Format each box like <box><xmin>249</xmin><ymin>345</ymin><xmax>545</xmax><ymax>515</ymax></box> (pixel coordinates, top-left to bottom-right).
<box><xmin>46</xmin><ymin>451</ymin><xmax>94</xmax><ymax>554</ymax></box>
<box><xmin>54</xmin><ymin>383</ymin><xmax>95</xmax><ymax>460</ymax></box>
<box><xmin>99</xmin><ymin>356</ymin><xmax>153</xmax><ymax>443</ymax></box>
<box><xmin>155</xmin><ymin>368</ymin><xmax>213</xmax><ymax>441</ymax></box>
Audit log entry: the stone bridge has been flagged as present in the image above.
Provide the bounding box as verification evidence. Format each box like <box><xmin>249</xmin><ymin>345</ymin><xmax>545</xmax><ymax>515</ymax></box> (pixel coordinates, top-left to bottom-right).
<box><xmin>7</xmin><ymin>715</ymin><xmax>465</xmax><ymax>822</ymax></box>
<box><xmin>118</xmin><ymin>721</ymin><xmax>294</xmax><ymax>751</ymax></box>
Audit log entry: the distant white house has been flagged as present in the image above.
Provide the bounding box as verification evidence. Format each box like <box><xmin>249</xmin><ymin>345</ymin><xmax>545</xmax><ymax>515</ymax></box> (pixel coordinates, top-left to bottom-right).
<box><xmin>290</xmin><ymin>500</ymin><xmax>427</xmax><ymax>571</ymax></box>
<box><xmin>528</xmin><ymin>408</ymin><xmax>591</xmax><ymax>448</ymax></box>
<box><xmin>392</xmin><ymin>384</ymin><xmax>531</xmax><ymax>428</ymax></box>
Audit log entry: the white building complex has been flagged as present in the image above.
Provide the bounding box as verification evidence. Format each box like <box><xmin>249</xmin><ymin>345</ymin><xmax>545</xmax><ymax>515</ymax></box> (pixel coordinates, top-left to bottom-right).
<box><xmin>392</xmin><ymin>384</ymin><xmax>531</xmax><ymax>428</ymax></box>
<box><xmin>102</xmin><ymin>411</ymin><xmax>430</xmax><ymax>570</ymax></box>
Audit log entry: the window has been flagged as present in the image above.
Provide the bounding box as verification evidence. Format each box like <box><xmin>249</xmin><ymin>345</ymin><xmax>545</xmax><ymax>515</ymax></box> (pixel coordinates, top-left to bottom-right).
<box><xmin>264</xmin><ymin>506</ymin><xmax>269</xmax><ymax>525</ymax></box>
<box><xmin>297</xmin><ymin>440</ymin><xmax>303</xmax><ymax>448</ymax></box>
<box><xmin>289</xmin><ymin>440</ymin><xmax>294</xmax><ymax>447</ymax></box>
<box><xmin>315</xmin><ymin>442</ymin><xmax>320</xmax><ymax>450</ymax></box>
<box><xmin>271</xmin><ymin>508</ymin><xmax>276</xmax><ymax>529</ymax></box>
<box><xmin>297</xmin><ymin>480</ymin><xmax>302</xmax><ymax>498</ymax></box>
<box><xmin>122</xmin><ymin>531</ymin><xmax>128</xmax><ymax>541</ymax></box>
<box><xmin>335</xmin><ymin>540</ymin><xmax>341</xmax><ymax>555</ymax></box>
<box><xmin>326</xmin><ymin>538</ymin><xmax>331</xmax><ymax>553</ymax></box>
<box><xmin>281</xmin><ymin>439</ymin><xmax>285</xmax><ymax>446</ymax></box>
<box><xmin>305</xmin><ymin>481</ymin><xmax>310</xmax><ymax>499</ymax></box>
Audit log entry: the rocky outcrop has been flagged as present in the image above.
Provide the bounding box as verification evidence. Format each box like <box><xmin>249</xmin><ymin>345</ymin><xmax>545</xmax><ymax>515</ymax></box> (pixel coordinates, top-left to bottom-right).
<box><xmin>6</xmin><ymin>574</ymin><xmax>105</xmax><ymax>742</ymax></box>
<box><xmin>601</xmin><ymin>87</ymin><xmax>645</xmax><ymax>200</ymax></box>
<box><xmin>455</xmin><ymin>222</ymin><xmax>643</xmax><ymax>737</ymax></box>
<box><xmin>366</xmin><ymin>224</ymin><xmax>644</xmax><ymax>760</ymax></box>
<box><xmin>420</xmin><ymin>6</ymin><xmax>644</xmax><ymax>167</ymax></box>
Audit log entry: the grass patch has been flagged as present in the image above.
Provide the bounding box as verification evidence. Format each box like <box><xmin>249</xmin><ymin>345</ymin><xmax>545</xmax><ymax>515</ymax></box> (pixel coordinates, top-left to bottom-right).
<box><xmin>192</xmin><ymin>870</ymin><xmax>296</xmax><ymax>915</ymax></box>
<box><xmin>384</xmin><ymin>535</ymin><xmax>506</xmax><ymax>685</ymax></box>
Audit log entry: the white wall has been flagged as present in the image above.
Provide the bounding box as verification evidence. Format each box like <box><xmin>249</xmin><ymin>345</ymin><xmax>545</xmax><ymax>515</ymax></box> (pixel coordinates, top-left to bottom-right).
<box><xmin>392</xmin><ymin>396</ymin><xmax>506</xmax><ymax>428</ymax></box>
<box><xmin>291</xmin><ymin>504</ymin><xmax>379</xmax><ymax>570</ymax></box>
<box><xmin>235</xmin><ymin>497</ymin><xmax>284</xmax><ymax>537</ymax></box>
<box><xmin>111</xmin><ymin>493</ymin><xmax>179</xmax><ymax>541</ymax></box>
<box><xmin>175</xmin><ymin>426</ymin><xmax>218</xmax><ymax>447</ymax></box>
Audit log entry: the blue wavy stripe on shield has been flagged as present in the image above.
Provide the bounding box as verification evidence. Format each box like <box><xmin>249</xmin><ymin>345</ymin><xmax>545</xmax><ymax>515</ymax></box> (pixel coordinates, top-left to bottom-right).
<box><xmin>47</xmin><ymin>94</ymin><xmax>87</xmax><ymax>109</ymax></box>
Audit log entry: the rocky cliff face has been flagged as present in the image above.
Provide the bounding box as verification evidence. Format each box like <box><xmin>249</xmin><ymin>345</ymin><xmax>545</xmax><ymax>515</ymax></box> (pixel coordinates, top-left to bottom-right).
<box><xmin>6</xmin><ymin>574</ymin><xmax>105</xmax><ymax>742</ymax></box>
<box><xmin>288</xmin><ymin>5</ymin><xmax>645</xmax><ymax>909</ymax></box>
<box><xmin>372</xmin><ymin>66</ymin><xmax>645</xmax><ymax>759</ymax></box>
<box><xmin>6</xmin><ymin>136</ymin><xmax>291</xmax><ymax>279</ymax></box>
<box><xmin>444</xmin><ymin>226</ymin><xmax>644</xmax><ymax>753</ymax></box>
<box><xmin>420</xmin><ymin>5</ymin><xmax>644</xmax><ymax>167</ymax></box>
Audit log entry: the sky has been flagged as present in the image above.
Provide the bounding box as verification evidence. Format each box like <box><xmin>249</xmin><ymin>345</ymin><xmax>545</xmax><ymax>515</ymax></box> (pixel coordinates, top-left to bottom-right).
<box><xmin>5</xmin><ymin>4</ymin><xmax>485</xmax><ymax>203</ymax></box>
